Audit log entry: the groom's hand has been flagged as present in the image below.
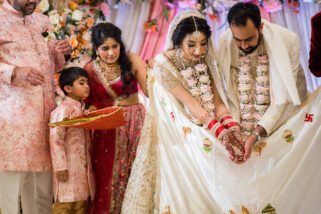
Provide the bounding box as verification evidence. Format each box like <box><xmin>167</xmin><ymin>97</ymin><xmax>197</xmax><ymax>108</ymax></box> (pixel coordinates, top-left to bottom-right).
<box><xmin>243</xmin><ymin>134</ymin><xmax>257</xmax><ymax>161</ymax></box>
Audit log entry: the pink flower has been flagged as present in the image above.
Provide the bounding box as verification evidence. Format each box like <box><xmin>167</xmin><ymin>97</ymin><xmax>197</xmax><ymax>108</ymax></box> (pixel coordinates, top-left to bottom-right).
<box><xmin>199</xmin><ymin>75</ymin><xmax>210</xmax><ymax>83</ymax></box>
<box><xmin>257</xmin><ymin>65</ymin><xmax>269</xmax><ymax>72</ymax></box>
<box><xmin>263</xmin><ymin>0</ymin><xmax>283</xmax><ymax>13</ymax></box>
<box><xmin>201</xmin><ymin>94</ymin><xmax>214</xmax><ymax>102</ymax></box>
<box><xmin>258</xmin><ymin>55</ymin><xmax>269</xmax><ymax>62</ymax></box>
<box><xmin>239</xmin><ymin>56</ymin><xmax>250</xmax><ymax>63</ymax></box>
<box><xmin>240</xmin><ymin>94</ymin><xmax>250</xmax><ymax>101</ymax></box>
<box><xmin>242</xmin><ymin>113</ymin><xmax>253</xmax><ymax>119</ymax></box>
<box><xmin>186</xmin><ymin>78</ymin><xmax>198</xmax><ymax>86</ymax></box>
<box><xmin>238</xmin><ymin>75</ymin><xmax>252</xmax><ymax>81</ymax></box>
<box><xmin>190</xmin><ymin>88</ymin><xmax>201</xmax><ymax>96</ymax></box>
<box><xmin>204</xmin><ymin>102</ymin><xmax>215</xmax><ymax>110</ymax></box>
<box><xmin>239</xmin><ymin>84</ymin><xmax>252</xmax><ymax>91</ymax></box>
<box><xmin>240</xmin><ymin>104</ymin><xmax>253</xmax><ymax>111</ymax></box>
<box><xmin>239</xmin><ymin>64</ymin><xmax>251</xmax><ymax>71</ymax></box>
<box><xmin>99</xmin><ymin>3</ymin><xmax>109</xmax><ymax>17</ymax></box>
<box><xmin>199</xmin><ymin>84</ymin><xmax>211</xmax><ymax>92</ymax></box>
<box><xmin>256</xmin><ymin>86</ymin><xmax>269</xmax><ymax>93</ymax></box>
<box><xmin>256</xmin><ymin>76</ymin><xmax>269</xmax><ymax>82</ymax></box>
<box><xmin>170</xmin><ymin>112</ymin><xmax>175</xmax><ymax>120</ymax></box>
<box><xmin>195</xmin><ymin>63</ymin><xmax>207</xmax><ymax>72</ymax></box>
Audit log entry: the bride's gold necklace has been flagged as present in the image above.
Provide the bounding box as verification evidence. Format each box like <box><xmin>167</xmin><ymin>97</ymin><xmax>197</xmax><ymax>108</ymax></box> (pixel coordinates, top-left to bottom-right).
<box><xmin>97</xmin><ymin>59</ymin><xmax>121</xmax><ymax>82</ymax></box>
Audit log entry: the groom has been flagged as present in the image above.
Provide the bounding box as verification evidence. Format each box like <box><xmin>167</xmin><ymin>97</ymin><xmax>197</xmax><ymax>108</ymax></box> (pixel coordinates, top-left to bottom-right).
<box><xmin>218</xmin><ymin>3</ymin><xmax>307</xmax><ymax>161</ymax></box>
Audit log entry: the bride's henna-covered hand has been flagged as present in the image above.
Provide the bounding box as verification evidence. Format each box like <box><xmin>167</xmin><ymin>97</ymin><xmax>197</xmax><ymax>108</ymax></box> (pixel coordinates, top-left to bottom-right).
<box><xmin>222</xmin><ymin>131</ymin><xmax>245</xmax><ymax>163</ymax></box>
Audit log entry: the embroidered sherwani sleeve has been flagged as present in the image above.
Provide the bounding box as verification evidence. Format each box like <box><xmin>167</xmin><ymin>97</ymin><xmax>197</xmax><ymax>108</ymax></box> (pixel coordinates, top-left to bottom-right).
<box><xmin>289</xmin><ymin>34</ymin><xmax>300</xmax><ymax>83</ymax></box>
<box><xmin>257</xmin><ymin>104</ymin><xmax>287</xmax><ymax>135</ymax></box>
<box><xmin>50</xmin><ymin>107</ymin><xmax>69</xmax><ymax>172</ymax></box>
<box><xmin>0</xmin><ymin>25</ymin><xmax>15</xmax><ymax>86</ymax></box>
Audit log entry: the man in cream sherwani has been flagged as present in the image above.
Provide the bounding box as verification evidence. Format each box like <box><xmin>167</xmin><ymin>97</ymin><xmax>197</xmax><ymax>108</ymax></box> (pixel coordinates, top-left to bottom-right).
<box><xmin>218</xmin><ymin>3</ymin><xmax>307</xmax><ymax>161</ymax></box>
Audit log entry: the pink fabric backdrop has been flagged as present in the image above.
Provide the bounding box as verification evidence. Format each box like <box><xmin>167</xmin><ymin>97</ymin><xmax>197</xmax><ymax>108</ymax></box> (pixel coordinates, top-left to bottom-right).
<box><xmin>139</xmin><ymin>1</ymin><xmax>178</xmax><ymax>60</ymax></box>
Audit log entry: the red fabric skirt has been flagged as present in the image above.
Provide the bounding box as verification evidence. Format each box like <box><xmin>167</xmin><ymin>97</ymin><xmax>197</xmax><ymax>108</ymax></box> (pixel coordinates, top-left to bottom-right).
<box><xmin>89</xmin><ymin>104</ymin><xmax>145</xmax><ymax>214</ymax></box>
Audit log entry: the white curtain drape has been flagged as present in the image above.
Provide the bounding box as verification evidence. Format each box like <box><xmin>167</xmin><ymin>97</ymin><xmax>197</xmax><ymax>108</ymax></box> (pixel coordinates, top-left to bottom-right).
<box><xmin>106</xmin><ymin>1</ymin><xmax>151</xmax><ymax>54</ymax></box>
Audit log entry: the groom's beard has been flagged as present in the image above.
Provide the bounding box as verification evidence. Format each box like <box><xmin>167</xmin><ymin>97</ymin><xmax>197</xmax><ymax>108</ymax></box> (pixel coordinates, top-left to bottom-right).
<box><xmin>239</xmin><ymin>34</ymin><xmax>263</xmax><ymax>55</ymax></box>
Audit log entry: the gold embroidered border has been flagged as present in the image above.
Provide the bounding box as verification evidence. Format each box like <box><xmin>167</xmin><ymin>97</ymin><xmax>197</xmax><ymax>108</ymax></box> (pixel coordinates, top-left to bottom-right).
<box><xmin>93</xmin><ymin>60</ymin><xmax>119</xmax><ymax>100</ymax></box>
<box><xmin>49</xmin><ymin>107</ymin><xmax>123</xmax><ymax>127</ymax></box>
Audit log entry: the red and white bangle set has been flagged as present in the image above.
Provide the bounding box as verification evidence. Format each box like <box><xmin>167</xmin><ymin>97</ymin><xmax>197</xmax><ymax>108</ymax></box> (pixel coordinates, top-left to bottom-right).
<box><xmin>220</xmin><ymin>115</ymin><xmax>240</xmax><ymax>132</ymax></box>
<box><xmin>207</xmin><ymin>118</ymin><xmax>227</xmax><ymax>140</ymax></box>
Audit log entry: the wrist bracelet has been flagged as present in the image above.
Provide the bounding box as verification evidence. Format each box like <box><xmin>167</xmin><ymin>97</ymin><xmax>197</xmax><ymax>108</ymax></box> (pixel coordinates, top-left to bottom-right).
<box><xmin>252</xmin><ymin>132</ymin><xmax>260</xmax><ymax>144</ymax></box>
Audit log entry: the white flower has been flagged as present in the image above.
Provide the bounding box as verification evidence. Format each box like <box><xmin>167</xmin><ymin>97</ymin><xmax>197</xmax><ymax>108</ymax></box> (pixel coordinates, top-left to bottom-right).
<box><xmin>48</xmin><ymin>32</ymin><xmax>57</xmax><ymax>40</ymax></box>
<box><xmin>38</xmin><ymin>0</ymin><xmax>50</xmax><ymax>12</ymax></box>
<box><xmin>199</xmin><ymin>75</ymin><xmax>209</xmax><ymax>83</ymax></box>
<box><xmin>256</xmin><ymin>76</ymin><xmax>269</xmax><ymax>82</ymax></box>
<box><xmin>48</xmin><ymin>9</ymin><xmax>58</xmax><ymax>16</ymax></box>
<box><xmin>83</xmin><ymin>31</ymin><xmax>91</xmax><ymax>42</ymax></box>
<box><xmin>49</xmin><ymin>14</ymin><xmax>60</xmax><ymax>26</ymax></box>
<box><xmin>204</xmin><ymin>102</ymin><xmax>215</xmax><ymax>110</ymax></box>
<box><xmin>180</xmin><ymin>67</ymin><xmax>193</xmax><ymax>78</ymax></box>
<box><xmin>199</xmin><ymin>84</ymin><xmax>210</xmax><ymax>92</ymax></box>
<box><xmin>201</xmin><ymin>94</ymin><xmax>213</xmax><ymax>102</ymax></box>
<box><xmin>64</xmin><ymin>8</ymin><xmax>72</xmax><ymax>14</ymax></box>
<box><xmin>195</xmin><ymin>63</ymin><xmax>207</xmax><ymax>72</ymax></box>
<box><xmin>72</xmin><ymin>10</ymin><xmax>83</xmax><ymax>21</ymax></box>
<box><xmin>190</xmin><ymin>88</ymin><xmax>201</xmax><ymax>96</ymax></box>
<box><xmin>186</xmin><ymin>78</ymin><xmax>197</xmax><ymax>86</ymax></box>
<box><xmin>257</xmin><ymin>65</ymin><xmax>268</xmax><ymax>72</ymax></box>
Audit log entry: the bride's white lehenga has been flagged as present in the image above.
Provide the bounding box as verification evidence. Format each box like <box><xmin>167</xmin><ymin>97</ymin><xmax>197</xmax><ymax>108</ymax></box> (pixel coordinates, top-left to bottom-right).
<box><xmin>122</xmin><ymin>10</ymin><xmax>321</xmax><ymax>214</ymax></box>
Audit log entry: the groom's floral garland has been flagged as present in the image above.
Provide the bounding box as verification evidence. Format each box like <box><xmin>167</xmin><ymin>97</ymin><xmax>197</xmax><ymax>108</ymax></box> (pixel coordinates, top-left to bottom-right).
<box><xmin>180</xmin><ymin>63</ymin><xmax>216</xmax><ymax>124</ymax></box>
<box><xmin>238</xmin><ymin>54</ymin><xmax>271</xmax><ymax>136</ymax></box>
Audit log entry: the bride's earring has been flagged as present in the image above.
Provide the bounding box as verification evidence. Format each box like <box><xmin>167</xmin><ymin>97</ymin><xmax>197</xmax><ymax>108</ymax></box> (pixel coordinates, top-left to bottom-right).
<box><xmin>96</xmin><ymin>51</ymin><xmax>101</xmax><ymax>60</ymax></box>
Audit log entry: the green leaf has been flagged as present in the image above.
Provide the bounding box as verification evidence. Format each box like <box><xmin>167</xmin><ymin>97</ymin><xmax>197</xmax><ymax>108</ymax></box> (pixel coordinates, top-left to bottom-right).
<box><xmin>163</xmin><ymin>8</ymin><xmax>169</xmax><ymax>21</ymax></box>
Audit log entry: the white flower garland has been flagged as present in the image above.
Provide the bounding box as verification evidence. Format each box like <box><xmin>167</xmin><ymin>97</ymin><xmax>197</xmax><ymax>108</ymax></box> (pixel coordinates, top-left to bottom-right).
<box><xmin>238</xmin><ymin>54</ymin><xmax>271</xmax><ymax>136</ymax></box>
<box><xmin>180</xmin><ymin>63</ymin><xmax>215</xmax><ymax>124</ymax></box>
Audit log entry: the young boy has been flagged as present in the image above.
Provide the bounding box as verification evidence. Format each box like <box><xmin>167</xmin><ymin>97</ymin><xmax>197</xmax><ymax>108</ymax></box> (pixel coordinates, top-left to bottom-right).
<box><xmin>50</xmin><ymin>67</ymin><xmax>95</xmax><ymax>213</ymax></box>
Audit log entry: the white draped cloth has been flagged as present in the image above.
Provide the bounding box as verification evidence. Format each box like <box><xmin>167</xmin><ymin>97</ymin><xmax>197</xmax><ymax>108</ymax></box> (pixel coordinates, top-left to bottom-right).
<box><xmin>122</xmin><ymin>10</ymin><xmax>321</xmax><ymax>214</ymax></box>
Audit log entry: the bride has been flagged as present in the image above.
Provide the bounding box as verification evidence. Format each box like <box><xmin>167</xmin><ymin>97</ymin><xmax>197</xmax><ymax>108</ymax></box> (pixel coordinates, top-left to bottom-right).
<box><xmin>122</xmin><ymin>10</ymin><xmax>321</xmax><ymax>214</ymax></box>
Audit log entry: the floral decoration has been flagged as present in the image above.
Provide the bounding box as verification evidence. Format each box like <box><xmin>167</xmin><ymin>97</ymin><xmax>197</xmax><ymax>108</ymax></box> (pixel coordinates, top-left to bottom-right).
<box><xmin>38</xmin><ymin>0</ymin><xmax>107</xmax><ymax>61</ymax></box>
<box><xmin>180</xmin><ymin>63</ymin><xmax>215</xmax><ymax>124</ymax></box>
<box><xmin>238</xmin><ymin>54</ymin><xmax>270</xmax><ymax>137</ymax></box>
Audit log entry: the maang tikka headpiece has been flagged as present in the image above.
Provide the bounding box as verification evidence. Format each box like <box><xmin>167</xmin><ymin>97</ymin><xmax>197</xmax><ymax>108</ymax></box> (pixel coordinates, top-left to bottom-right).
<box><xmin>192</xmin><ymin>16</ymin><xmax>201</xmax><ymax>38</ymax></box>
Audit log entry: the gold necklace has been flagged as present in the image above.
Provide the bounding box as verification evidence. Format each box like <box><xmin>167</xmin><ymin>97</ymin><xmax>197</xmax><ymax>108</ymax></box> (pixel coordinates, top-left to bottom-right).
<box><xmin>97</xmin><ymin>59</ymin><xmax>121</xmax><ymax>82</ymax></box>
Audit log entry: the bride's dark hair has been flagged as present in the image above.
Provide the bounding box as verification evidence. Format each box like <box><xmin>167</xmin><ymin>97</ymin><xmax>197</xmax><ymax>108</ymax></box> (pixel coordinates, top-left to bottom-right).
<box><xmin>91</xmin><ymin>22</ymin><xmax>134</xmax><ymax>95</ymax></box>
<box><xmin>171</xmin><ymin>16</ymin><xmax>212</xmax><ymax>47</ymax></box>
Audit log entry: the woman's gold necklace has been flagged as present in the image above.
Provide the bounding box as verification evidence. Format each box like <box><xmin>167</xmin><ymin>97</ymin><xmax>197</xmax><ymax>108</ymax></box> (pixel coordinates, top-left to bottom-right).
<box><xmin>98</xmin><ymin>59</ymin><xmax>121</xmax><ymax>82</ymax></box>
